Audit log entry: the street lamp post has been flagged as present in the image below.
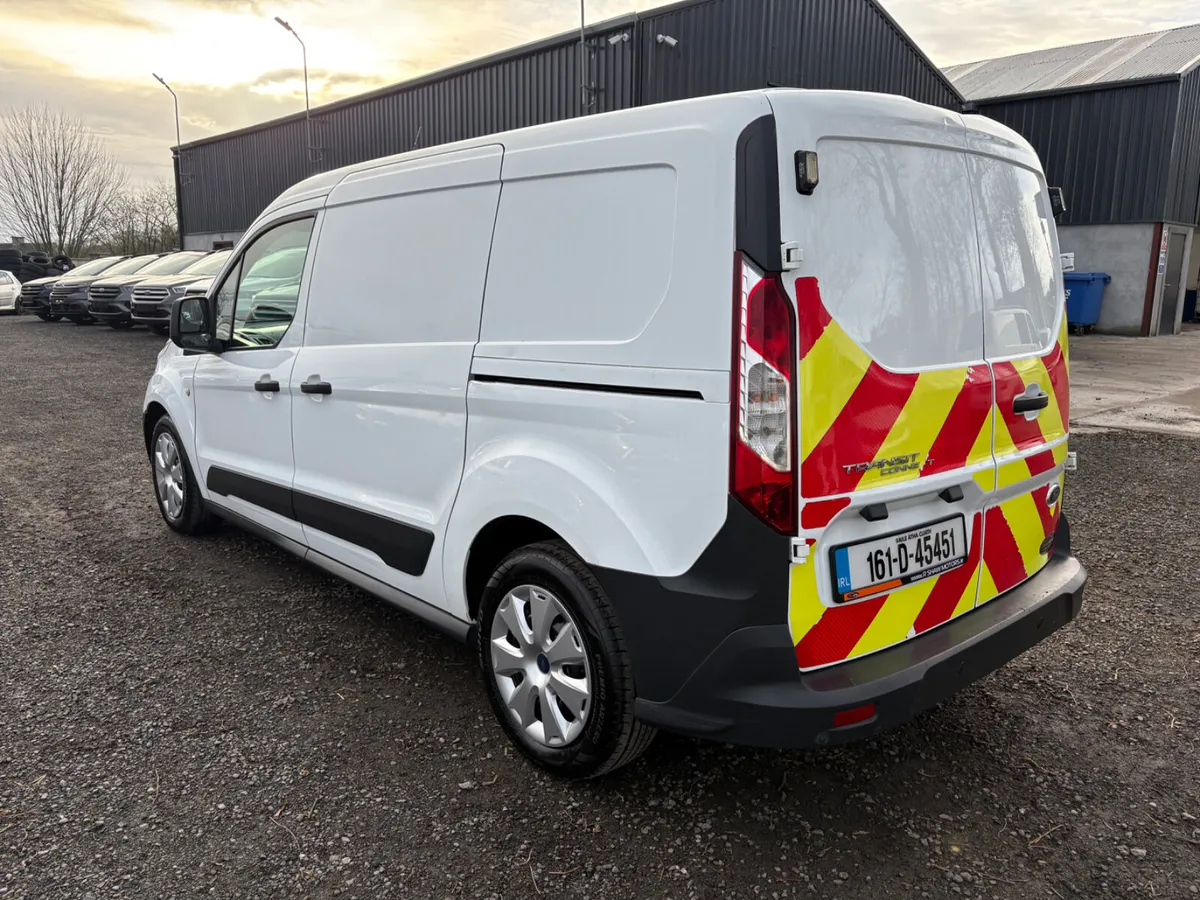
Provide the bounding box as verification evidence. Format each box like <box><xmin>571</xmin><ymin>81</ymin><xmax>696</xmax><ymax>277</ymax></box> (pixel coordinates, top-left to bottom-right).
<box><xmin>152</xmin><ymin>73</ymin><xmax>183</xmax><ymax>251</ymax></box>
<box><xmin>274</xmin><ymin>16</ymin><xmax>312</xmax><ymax>163</ymax></box>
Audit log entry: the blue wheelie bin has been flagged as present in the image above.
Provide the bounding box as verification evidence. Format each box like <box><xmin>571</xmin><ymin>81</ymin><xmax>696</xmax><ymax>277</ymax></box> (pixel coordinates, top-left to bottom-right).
<box><xmin>1064</xmin><ymin>272</ymin><xmax>1110</xmax><ymax>334</ymax></box>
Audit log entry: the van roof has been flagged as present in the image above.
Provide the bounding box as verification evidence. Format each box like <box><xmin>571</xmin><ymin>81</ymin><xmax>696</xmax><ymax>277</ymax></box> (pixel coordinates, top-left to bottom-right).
<box><xmin>260</xmin><ymin>89</ymin><xmax>1037</xmax><ymax>221</ymax></box>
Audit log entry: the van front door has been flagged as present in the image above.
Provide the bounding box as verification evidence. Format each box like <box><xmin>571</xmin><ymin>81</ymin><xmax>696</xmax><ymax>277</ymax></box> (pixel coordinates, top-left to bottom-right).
<box><xmin>968</xmin><ymin>154</ymin><xmax>1070</xmax><ymax>607</ymax></box>
<box><xmin>192</xmin><ymin>215</ymin><xmax>318</xmax><ymax>546</ymax></box>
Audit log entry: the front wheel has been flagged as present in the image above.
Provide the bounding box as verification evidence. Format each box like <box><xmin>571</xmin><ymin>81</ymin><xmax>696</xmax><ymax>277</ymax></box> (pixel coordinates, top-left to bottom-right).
<box><xmin>69</xmin><ymin>315</ymin><xmax>93</xmax><ymax>325</ymax></box>
<box><xmin>150</xmin><ymin>324</ymin><xmax>169</xmax><ymax>336</ymax></box>
<box><xmin>479</xmin><ymin>542</ymin><xmax>654</xmax><ymax>779</ymax></box>
<box><xmin>149</xmin><ymin>415</ymin><xmax>220</xmax><ymax>535</ymax></box>
<box><xmin>108</xmin><ymin>319</ymin><xmax>134</xmax><ymax>330</ymax></box>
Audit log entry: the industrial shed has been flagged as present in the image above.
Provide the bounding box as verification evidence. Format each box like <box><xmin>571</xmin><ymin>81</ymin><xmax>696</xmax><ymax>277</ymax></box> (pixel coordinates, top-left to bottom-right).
<box><xmin>946</xmin><ymin>24</ymin><xmax>1200</xmax><ymax>336</ymax></box>
<box><xmin>176</xmin><ymin>0</ymin><xmax>961</xmax><ymax>249</ymax></box>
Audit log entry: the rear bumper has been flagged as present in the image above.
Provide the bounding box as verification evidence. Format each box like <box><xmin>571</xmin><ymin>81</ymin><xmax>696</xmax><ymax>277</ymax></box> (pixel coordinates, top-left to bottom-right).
<box><xmin>635</xmin><ymin>551</ymin><xmax>1084</xmax><ymax>747</ymax></box>
<box><xmin>610</xmin><ymin>507</ymin><xmax>1086</xmax><ymax>750</ymax></box>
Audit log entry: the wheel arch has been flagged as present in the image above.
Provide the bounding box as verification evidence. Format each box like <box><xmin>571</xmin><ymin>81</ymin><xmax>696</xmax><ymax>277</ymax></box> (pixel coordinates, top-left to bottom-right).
<box><xmin>463</xmin><ymin>515</ymin><xmax>564</xmax><ymax>623</ymax></box>
<box><xmin>143</xmin><ymin>401</ymin><xmax>168</xmax><ymax>455</ymax></box>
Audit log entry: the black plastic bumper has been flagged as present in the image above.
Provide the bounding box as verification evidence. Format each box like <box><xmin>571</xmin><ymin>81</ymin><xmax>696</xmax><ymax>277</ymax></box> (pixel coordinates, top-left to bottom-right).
<box><xmin>89</xmin><ymin>302</ymin><xmax>131</xmax><ymax>321</ymax></box>
<box><xmin>50</xmin><ymin>299</ymin><xmax>88</xmax><ymax>316</ymax></box>
<box><xmin>131</xmin><ymin>307</ymin><xmax>170</xmax><ymax>323</ymax></box>
<box><xmin>617</xmin><ymin>510</ymin><xmax>1085</xmax><ymax>750</ymax></box>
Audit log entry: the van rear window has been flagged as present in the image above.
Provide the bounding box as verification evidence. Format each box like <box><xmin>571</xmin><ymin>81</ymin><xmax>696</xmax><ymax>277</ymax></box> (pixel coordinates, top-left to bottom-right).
<box><xmin>811</xmin><ymin>140</ymin><xmax>984</xmax><ymax>369</ymax></box>
<box><xmin>969</xmin><ymin>158</ymin><xmax>1061</xmax><ymax>357</ymax></box>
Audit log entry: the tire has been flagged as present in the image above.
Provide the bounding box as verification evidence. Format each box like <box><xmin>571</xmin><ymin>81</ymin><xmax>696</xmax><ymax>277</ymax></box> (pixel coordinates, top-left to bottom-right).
<box><xmin>150</xmin><ymin>324</ymin><xmax>169</xmax><ymax>336</ymax></box>
<box><xmin>70</xmin><ymin>315</ymin><xmax>93</xmax><ymax>325</ymax></box>
<box><xmin>149</xmin><ymin>415</ymin><xmax>220</xmax><ymax>535</ymax></box>
<box><xmin>108</xmin><ymin>319</ymin><xmax>134</xmax><ymax>330</ymax></box>
<box><xmin>478</xmin><ymin>541</ymin><xmax>655</xmax><ymax>779</ymax></box>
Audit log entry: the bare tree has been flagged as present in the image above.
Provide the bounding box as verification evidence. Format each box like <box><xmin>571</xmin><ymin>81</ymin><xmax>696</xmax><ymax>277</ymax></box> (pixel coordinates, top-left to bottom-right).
<box><xmin>0</xmin><ymin>105</ymin><xmax>128</xmax><ymax>256</ymax></box>
<box><xmin>94</xmin><ymin>180</ymin><xmax>178</xmax><ymax>255</ymax></box>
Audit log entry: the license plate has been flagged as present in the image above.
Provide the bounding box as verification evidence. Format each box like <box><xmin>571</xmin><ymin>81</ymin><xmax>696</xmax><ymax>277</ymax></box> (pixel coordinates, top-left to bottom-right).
<box><xmin>831</xmin><ymin>516</ymin><xmax>967</xmax><ymax>603</ymax></box>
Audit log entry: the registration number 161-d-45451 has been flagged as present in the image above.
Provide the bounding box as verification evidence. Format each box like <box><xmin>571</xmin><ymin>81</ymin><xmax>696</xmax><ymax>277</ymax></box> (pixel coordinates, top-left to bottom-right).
<box><xmin>831</xmin><ymin>516</ymin><xmax>967</xmax><ymax>604</ymax></box>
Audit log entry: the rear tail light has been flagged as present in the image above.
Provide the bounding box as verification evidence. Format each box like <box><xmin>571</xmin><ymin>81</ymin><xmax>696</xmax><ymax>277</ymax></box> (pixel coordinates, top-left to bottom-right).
<box><xmin>731</xmin><ymin>252</ymin><xmax>797</xmax><ymax>533</ymax></box>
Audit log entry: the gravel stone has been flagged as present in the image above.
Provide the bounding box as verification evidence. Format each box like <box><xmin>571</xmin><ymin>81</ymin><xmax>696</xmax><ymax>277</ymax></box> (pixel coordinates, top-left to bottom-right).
<box><xmin>1</xmin><ymin>317</ymin><xmax>1198</xmax><ymax>899</ymax></box>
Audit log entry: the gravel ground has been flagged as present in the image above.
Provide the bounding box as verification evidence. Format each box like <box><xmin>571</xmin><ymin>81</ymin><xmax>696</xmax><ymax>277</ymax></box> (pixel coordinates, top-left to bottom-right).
<box><xmin>1</xmin><ymin>315</ymin><xmax>1198</xmax><ymax>900</ymax></box>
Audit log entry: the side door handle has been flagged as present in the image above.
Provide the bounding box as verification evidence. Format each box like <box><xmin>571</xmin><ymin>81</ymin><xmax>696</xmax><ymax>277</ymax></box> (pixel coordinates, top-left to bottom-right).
<box><xmin>300</xmin><ymin>379</ymin><xmax>332</xmax><ymax>395</ymax></box>
<box><xmin>1013</xmin><ymin>386</ymin><xmax>1050</xmax><ymax>415</ymax></box>
<box><xmin>254</xmin><ymin>375</ymin><xmax>280</xmax><ymax>393</ymax></box>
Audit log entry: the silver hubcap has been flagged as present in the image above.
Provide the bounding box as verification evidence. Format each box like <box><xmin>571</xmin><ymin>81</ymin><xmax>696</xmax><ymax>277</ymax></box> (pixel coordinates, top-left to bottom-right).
<box><xmin>489</xmin><ymin>584</ymin><xmax>592</xmax><ymax>747</ymax></box>
<box><xmin>153</xmin><ymin>432</ymin><xmax>185</xmax><ymax>521</ymax></box>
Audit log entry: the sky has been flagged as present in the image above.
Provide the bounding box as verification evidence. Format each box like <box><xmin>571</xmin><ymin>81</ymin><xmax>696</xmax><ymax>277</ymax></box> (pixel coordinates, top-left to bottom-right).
<box><xmin>1</xmin><ymin>0</ymin><xmax>1198</xmax><ymax>185</ymax></box>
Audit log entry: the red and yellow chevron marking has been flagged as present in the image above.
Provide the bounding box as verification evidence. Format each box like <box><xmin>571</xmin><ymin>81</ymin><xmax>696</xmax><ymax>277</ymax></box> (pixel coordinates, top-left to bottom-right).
<box><xmin>978</xmin><ymin>470</ymin><xmax>1064</xmax><ymax>606</ymax></box>
<box><xmin>984</xmin><ymin>310</ymin><xmax>1071</xmax><ymax>603</ymax></box>
<box><xmin>791</xmin><ymin>514</ymin><xmax>983</xmax><ymax>669</ymax></box>
<box><xmin>788</xmin><ymin>287</ymin><xmax>1072</xmax><ymax>671</ymax></box>
<box><xmin>795</xmin><ymin>277</ymin><xmax>993</xmax><ymax>499</ymax></box>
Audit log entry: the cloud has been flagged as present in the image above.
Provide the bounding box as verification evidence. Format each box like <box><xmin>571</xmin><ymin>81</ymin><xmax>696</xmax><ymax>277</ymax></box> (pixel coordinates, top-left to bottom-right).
<box><xmin>10</xmin><ymin>0</ymin><xmax>167</xmax><ymax>31</ymax></box>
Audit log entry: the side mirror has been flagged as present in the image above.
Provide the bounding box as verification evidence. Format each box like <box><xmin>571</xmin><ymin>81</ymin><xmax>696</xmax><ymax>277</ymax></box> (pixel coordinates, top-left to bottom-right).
<box><xmin>1048</xmin><ymin>186</ymin><xmax>1066</xmax><ymax>220</ymax></box>
<box><xmin>169</xmin><ymin>295</ymin><xmax>216</xmax><ymax>352</ymax></box>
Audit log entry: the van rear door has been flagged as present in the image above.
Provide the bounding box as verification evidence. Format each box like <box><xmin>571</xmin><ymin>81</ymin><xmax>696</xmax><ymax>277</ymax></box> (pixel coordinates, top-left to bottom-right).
<box><xmin>962</xmin><ymin>120</ymin><xmax>1070</xmax><ymax>606</ymax></box>
<box><xmin>766</xmin><ymin>92</ymin><xmax>992</xmax><ymax>671</ymax></box>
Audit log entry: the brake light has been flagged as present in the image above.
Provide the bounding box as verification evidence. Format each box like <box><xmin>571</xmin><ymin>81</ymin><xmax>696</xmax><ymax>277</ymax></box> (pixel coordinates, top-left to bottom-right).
<box><xmin>731</xmin><ymin>252</ymin><xmax>796</xmax><ymax>533</ymax></box>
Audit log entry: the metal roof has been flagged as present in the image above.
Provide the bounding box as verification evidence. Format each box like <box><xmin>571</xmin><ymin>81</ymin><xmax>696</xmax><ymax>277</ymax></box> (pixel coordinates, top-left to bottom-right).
<box><xmin>945</xmin><ymin>23</ymin><xmax>1200</xmax><ymax>101</ymax></box>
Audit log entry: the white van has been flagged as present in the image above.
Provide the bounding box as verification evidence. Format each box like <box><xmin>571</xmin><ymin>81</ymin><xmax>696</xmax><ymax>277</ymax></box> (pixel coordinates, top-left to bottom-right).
<box><xmin>144</xmin><ymin>90</ymin><xmax>1086</xmax><ymax>778</ymax></box>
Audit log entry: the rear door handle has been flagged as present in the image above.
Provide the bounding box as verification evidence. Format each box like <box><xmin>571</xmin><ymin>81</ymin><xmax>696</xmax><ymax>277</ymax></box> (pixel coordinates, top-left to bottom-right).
<box><xmin>254</xmin><ymin>375</ymin><xmax>280</xmax><ymax>393</ymax></box>
<box><xmin>301</xmin><ymin>379</ymin><xmax>332</xmax><ymax>395</ymax></box>
<box><xmin>1013</xmin><ymin>389</ymin><xmax>1050</xmax><ymax>415</ymax></box>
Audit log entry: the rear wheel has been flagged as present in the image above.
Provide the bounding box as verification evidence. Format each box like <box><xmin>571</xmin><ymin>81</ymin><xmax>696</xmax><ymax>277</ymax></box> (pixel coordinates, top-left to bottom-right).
<box><xmin>149</xmin><ymin>416</ymin><xmax>219</xmax><ymax>536</ymax></box>
<box><xmin>479</xmin><ymin>541</ymin><xmax>654</xmax><ymax>779</ymax></box>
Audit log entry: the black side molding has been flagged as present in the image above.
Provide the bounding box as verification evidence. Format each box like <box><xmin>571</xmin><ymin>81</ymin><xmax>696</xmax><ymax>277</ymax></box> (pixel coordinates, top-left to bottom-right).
<box><xmin>292</xmin><ymin>492</ymin><xmax>433</xmax><ymax>576</ymax></box>
<box><xmin>471</xmin><ymin>373</ymin><xmax>704</xmax><ymax>401</ymax></box>
<box><xmin>207</xmin><ymin>467</ymin><xmax>295</xmax><ymax>520</ymax></box>
<box><xmin>206</xmin><ymin>467</ymin><xmax>434</xmax><ymax>576</ymax></box>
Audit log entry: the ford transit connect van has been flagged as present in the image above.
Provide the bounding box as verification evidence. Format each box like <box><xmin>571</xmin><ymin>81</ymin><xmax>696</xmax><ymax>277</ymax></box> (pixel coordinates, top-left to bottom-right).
<box><xmin>144</xmin><ymin>90</ymin><xmax>1086</xmax><ymax>778</ymax></box>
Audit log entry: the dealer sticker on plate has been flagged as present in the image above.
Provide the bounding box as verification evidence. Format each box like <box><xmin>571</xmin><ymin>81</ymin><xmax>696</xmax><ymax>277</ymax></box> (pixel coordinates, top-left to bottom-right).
<box><xmin>831</xmin><ymin>515</ymin><xmax>967</xmax><ymax>603</ymax></box>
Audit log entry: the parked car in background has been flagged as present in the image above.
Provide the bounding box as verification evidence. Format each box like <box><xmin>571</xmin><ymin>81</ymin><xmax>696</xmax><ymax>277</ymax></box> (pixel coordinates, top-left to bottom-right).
<box><xmin>89</xmin><ymin>251</ymin><xmax>208</xmax><ymax>329</ymax></box>
<box><xmin>0</xmin><ymin>270</ymin><xmax>20</xmax><ymax>314</ymax></box>
<box><xmin>20</xmin><ymin>256</ymin><xmax>128</xmax><ymax>321</ymax></box>
<box><xmin>131</xmin><ymin>250</ymin><xmax>232</xmax><ymax>334</ymax></box>
<box><xmin>49</xmin><ymin>254</ymin><xmax>164</xmax><ymax>324</ymax></box>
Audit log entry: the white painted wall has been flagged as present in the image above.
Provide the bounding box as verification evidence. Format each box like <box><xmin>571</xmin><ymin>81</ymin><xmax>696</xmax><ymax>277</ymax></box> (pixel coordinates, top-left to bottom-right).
<box><xmin>1057</xmin><ymin>223</ymin><xmax>1154</xmax><ymax>335</ymax></box>
<box><xmin>182</xmin><ymin>231</ymin><xmax>244</xmax><ymax>251</ymax></box>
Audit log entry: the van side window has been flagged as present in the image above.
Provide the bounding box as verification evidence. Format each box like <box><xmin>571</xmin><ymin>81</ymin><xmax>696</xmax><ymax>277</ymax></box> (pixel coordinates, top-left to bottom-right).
<box><xmin>213</xmin><ymin>217</ymin><xmax>315</xmax><ymax>349</ymax></box>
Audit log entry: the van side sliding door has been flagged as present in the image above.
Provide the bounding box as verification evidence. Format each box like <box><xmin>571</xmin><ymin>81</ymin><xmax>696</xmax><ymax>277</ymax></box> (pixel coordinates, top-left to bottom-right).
<box><xmin>288</xmin><ymin>145</ymin><xmax>505</xmax><ymax>615</ymax></box>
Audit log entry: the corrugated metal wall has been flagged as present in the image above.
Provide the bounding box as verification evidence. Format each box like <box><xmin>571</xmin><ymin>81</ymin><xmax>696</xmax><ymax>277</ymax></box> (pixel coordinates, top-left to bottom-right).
<box><xmin>179</xmin><ymin>0</ymin><xmax>961</xmax><ymax>238</ymax></box>
<box><xmin>1165</xmin><ymin>68</ymin><xmax>1200</xmax><ymax>226</ymax></box>
<box><xmin>766</xmin><ymin>0</ymin><xmax>958</xmax><ymax>107</ymax></box>
<box><xmin>974</xmin><ymin>81</ymin><xmax>1181</xmax><ymax>226</ymax></box>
